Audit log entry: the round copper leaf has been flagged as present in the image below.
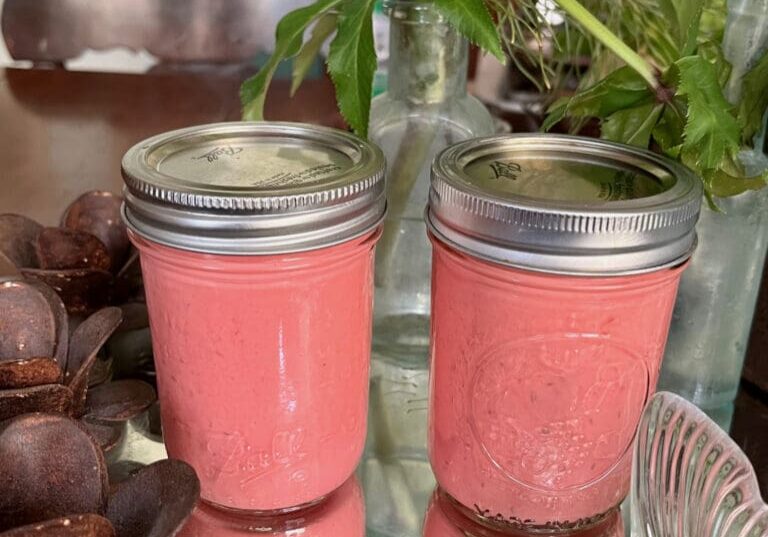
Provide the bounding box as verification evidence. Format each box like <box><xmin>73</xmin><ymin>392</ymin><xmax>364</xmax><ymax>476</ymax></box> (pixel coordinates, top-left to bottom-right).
<box><xmin>0</xmin><ymin>414</ymin><xmax>109</xmax><ymax>531</ymax></box>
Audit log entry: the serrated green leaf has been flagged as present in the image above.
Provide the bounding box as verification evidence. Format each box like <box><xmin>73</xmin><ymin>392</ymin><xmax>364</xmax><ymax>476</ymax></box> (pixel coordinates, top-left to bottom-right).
<box><xmin>677</xmin><ymin>55</ymin><xmax>741</xmax><ymax>170</ymax></box>
<box><xmin>602</xmin><ymin>103</ymin><xmax>664</xmax><ymax>148</ymax></box>
<box><xmin>327</xmin><ymin>0</ymin><xmax>377</xmax><ymax>137</ymax></box>
<box><xmin>658</xmin><ymin>0</ymin><xmax>704</xmax><ymax>57</ymax></box>
<box><xmin>291</xmin><ymin>13</ymin><xmax>338</xmax><ymax>96</ymax></box>
<box><xmin>240</xmin><ymin>0</ymin><xmax>343</xmax><ymax>120</ymax></box>
<box><xmin>737</xmin><ymin>48</ymin><xmax>768</xmax><ymax>145</ymax></box>
<box><xmin>432</xmin><ymin>0</ymin><xmax>505</xmax><ymax>62</ymax></box>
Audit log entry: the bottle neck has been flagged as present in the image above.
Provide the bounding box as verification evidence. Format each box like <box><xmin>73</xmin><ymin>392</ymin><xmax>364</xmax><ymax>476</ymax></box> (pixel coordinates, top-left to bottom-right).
<box><xmin>386</xmin><ymin>1</ymin><xmax>469</xmax><ymax>104</ymax></box>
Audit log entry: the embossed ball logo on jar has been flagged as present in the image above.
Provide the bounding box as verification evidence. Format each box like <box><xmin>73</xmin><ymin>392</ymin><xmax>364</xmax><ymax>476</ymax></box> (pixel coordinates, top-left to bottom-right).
<box><xmin>469</xmin><ymin>335</ymin><xmax>649</xmax><ymax>492</ymax></box>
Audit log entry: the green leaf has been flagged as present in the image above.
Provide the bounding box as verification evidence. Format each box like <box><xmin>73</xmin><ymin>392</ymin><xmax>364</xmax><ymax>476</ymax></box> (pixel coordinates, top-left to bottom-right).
<box><xmin>542</xmin><ymin>97</ymin><xmax>570</xmax><ymax>132</ymax></box>
<box><xmin>563</xmin><ymin>66</ymin><xmax>655</xmax><ymax>119</ymax></box>
<box><xmin>658</xmin><ymin>0</ymin><xmax>704</xmax><ymax>56</ymax></box>
<box><xmin>681</xmin><ymin>149</ymin><xmax>766</xmax><ymax>200</ymax></box>
<box><xmin>554</xmin><ymin>0</ymin><xmax>659</xmax><ymax>89</ymax></box>
<box><xmin>698</xmin><ymin>40</ymin><xmax>732</xmax><ymax>88</ymax></box>
<box><xmin>652</xmin><ymin>105</ymin><xmax>685</xmax><ymax>158</ymax></box>
<box><xmin>291</xmin><ymin>13</ymin><xmax>339</xmax><ymax>96</ymax></box>
<box><xmin>240</xmin><ymin>0</ymin><xmax>342</xmax><ymax>121</ymax></box>
<box><xmin>327</xmin><ymin>0</ymin><xmax>377</xmax><ymax>137</ymax></box>
<box><xmin>700</xmin><ymin>0</ymin><xmax>727</xmax><ymax>44</ymax></box>
<box><xmin>737</xmin><ymin>48</ymin><xmax>768</xmax><ymax>145</ymax></box>
<box><xmin>432</xmin><ymin>0</ymin><xmax>505</xmax><ymax>62</ymax></box>
<box><xmin>704</xmin><ymin>167</ymin><xmax>767</xmax><ymax>198</ymax></box>
<box><xmin>676</xmin><ymin>55</ymin><xmax>741</xmax><ymax>171</ymax></box>
<box><xmin>602</xmin><ymin>103</ymin><xmax>664</xmax><ymax>148</ymax></box>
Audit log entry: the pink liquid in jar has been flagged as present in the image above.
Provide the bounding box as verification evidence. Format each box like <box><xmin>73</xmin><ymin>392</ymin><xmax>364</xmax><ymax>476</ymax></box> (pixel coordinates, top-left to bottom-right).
<box><xmin>426</xmin><ymin>135</ymin><xmax>702</xmax><ymax>531</ymax></box>
<box><xmin>121</xmin><ymin>122</ymin><xmax>386</xmax><ymax>512</ymax></box>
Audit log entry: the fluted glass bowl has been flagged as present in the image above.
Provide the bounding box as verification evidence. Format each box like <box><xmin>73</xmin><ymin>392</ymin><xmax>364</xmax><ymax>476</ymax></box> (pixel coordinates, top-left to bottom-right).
<box><xmin>631</xmin><ymin>392</ymin><xmax>768</xmax><ymax>537</ymax></box>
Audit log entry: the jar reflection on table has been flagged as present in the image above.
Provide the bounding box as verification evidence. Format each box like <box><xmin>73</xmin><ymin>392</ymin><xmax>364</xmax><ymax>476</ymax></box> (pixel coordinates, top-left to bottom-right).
<box><xmin>423</xmin><ymin>488</ymin><xmax>625</xmax><ymax>537</ymax></box>
<box><xmin>178</xmin><ymin>477</ymin><xmax>364</xmax><ymax>537</ymax></box>
<box><xmin>121</xmin><ymin>122</ymin><xmax>386</xmax><ymax>513</ymax></box>
<box><xmin>425</xmin><ymin>135</ymin><xmax>702</xmax><ymax>531</ymax></box>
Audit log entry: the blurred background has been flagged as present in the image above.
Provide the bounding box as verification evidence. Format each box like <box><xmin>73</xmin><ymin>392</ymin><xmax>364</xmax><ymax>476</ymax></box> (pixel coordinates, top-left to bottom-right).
<box><xmin>0</xmin><ymin>0</ymin><xmax>311</xmax><ymax>72</ymax></box>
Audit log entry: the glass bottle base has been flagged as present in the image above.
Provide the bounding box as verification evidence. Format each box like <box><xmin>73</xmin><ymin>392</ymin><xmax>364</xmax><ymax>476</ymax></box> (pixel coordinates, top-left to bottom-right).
<box><xmin>440</xmin><ymin>488</ymin><xmax>621</xmax><ymax>535</ymax></box>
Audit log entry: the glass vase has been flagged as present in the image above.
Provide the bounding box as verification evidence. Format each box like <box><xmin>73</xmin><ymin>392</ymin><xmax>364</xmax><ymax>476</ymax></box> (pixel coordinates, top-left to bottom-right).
<box><xmin>369</xmin><ymin>0</ymin><xmax>495</xmax><ymax>367</ymax></box>
<box><xmin>658</xmin><ymin>191</ymin><xmax>768</xmax><ymax>425</ymax></box>
<box><xmin>363</xmin><ymin>6</ymin><xmax>494</xmax><ymax>534</ymax></box>
<box><xmin>658</xmin><ymin>0</ymin><xmax>768</xmax><ymax>428</ymax></box>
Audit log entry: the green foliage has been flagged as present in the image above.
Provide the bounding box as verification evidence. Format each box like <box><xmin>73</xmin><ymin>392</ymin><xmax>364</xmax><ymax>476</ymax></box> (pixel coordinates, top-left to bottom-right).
<box><xmin>327</xmin><ymin>0</ymin><xmax>377</xmax><ymax>137</ymax></box>
<box><xmin>737</xmin><ymin>49</ymin><xmax>768</xmax><ymax>145</ymax></box>
<box><xmin>556</xmin><ymin>66</ymin><xmax>654</xmax><ymax>117</ymax></box>
<box><xmin>546</xmin><ymin>0</ymin><xmax>768</xmax><ymax>201</ymax></box>
<box><xmin>432</xmin><ymin>0</ymin><xmax>505</xmax><ymax>62</ymax></box>
<box><xmin>676</xmin><ymin>55</ymin><xmax>741</xmax><ymax>170</ymax></box>
<box><xmin>240</xmin><ymin>0</ymin><xmax>342</xmax><ymax>121</ymax></box>
<box><xmin>602</xmin><ymin>103</ymin><xmax>664</xmax><ymax>147</ymax></box>
<box><xmin>242</xmin><ymin>0</ymin><xmax>510</xmax><ymax>136</ymax></box>
<box><xmin>292</xmin><ymin>13</ymin><xmax>338</xmax><ymax>95</ymax></box>
<box><xmin>697</xmin><ymin>40</ymin><xmax>732</xmax><ymax>88</ymax></box>
<box><xmin>658</xmin><ymin>0</ymin><xmax>705</xmax><ymax>56</ymax></box>
<box><xmin>243</xmin><ymin>0</ymin><xmax>768</xmax><ymax>201</ymax></box>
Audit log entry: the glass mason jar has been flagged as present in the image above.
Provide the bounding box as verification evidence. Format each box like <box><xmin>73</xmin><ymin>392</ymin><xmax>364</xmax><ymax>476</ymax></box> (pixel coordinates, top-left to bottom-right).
<box><xmin>369</xmin><ymin>0</ymin><xmax>495</xmax><ymax>365</ymax></box>
<box><xmin>658</xmin><ymin>0</ymin><xmax>768</xmax><ymax>425</ymax></box>
<box><xmin>121</xmin><ymin>123</ymin><xmax>385</xmax><ymax>513</ymax></box>
<box><xmin>426</xmin><ymin>135</ymin><xmax>702</xmax><ymax>531</ymax></box>
<box><xmin>178</xmin><ymin>477</ymin><xmax>365</xmax><ymax>537</ymax></box>
<box><xmin>423</xmin><ymin>489</ymin><xmax>625</xmax><ymax>537</ymax></box>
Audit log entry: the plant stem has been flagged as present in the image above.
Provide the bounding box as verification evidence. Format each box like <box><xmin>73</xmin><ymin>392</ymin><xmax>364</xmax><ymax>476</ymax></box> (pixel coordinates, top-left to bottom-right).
<box><xmin>554</xmin><ymin>0</ymin><xmax>660</xmax><ymax>90</ymax></box>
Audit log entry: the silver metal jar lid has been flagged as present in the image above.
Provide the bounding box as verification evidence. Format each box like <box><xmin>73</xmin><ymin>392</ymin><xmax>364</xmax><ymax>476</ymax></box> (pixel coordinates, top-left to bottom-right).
<box><xmin>122</xmin><ymin>122</ymin><xmax>386</xmax><ymax>255</ymax></box>
<box><xmin>427</xmin><ymin>134</ymin><xmax>703</xmax><ymax>275</ymax></box>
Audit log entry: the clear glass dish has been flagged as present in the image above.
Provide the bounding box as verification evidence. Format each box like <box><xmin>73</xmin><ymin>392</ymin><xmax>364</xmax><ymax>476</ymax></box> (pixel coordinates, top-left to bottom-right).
<box><xmin>631</xmin><ymin>392</ymin><xmax>768</xmax><ymax>537</ymax></box>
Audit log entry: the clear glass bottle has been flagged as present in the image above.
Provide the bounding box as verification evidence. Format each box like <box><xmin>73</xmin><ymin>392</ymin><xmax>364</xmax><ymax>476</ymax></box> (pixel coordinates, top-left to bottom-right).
<box><xmin>363</xmin><ymin>7</ymin><xmax>494</xmax><ymax>534</ymax></box>
<box><xmin>657</xmin><ymin>0</ymin><xmax>768</xmax><ymax>429</ymax></box>
<box><xmin>369</xmin><ymin>0</ymin><xmax>495</xmax><ymax>366</ymax></box>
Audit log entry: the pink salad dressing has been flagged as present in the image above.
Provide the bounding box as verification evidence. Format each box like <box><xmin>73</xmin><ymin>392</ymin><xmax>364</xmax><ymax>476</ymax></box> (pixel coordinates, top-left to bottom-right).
<box><xmin>133</xmin><ymin>231</ymin><xmax>378</xmax><ymax>511</ymax></box>
<box><xmin>425</xmin><ymin>135</ymin><xmax>701</xmax><ymax>531</ymax></box>
<box><xmin>121</xmin><ymin>122</ymin><xmax>386</xmax><ymax>512</ymax></box>
<box><xmin>428</xmin><ymin>238</ymin><xmax>684</xmax><ymax>527</ymax></box>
